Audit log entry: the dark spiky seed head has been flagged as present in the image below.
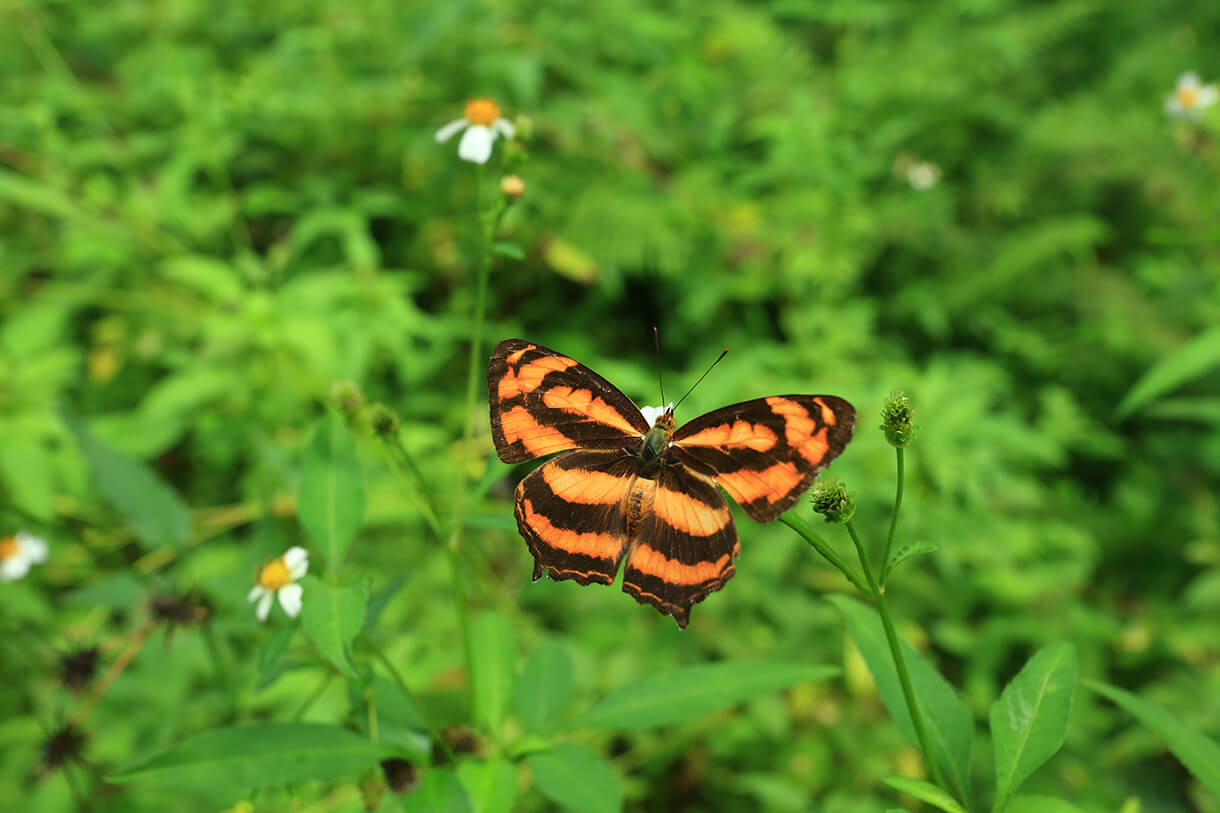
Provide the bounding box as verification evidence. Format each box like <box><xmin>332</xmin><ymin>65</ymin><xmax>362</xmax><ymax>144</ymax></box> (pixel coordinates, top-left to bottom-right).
<box><xmin>380</xmin><ymin>758</ymin><xmax>418</xmax><ymax>794</ymax></box>
<box><xmin>810</xmin><ymin>477</ymin><xmax>855</xmax><ymax>524</ymax></box>
<box><xmin>40</xmin><ymin>725</ymin><xmax>87</xmax><ymax>773</ymax></box>
<box><xmin>369</xmin><ymin>404</ymin><xmax>400</xmax><ymax>438</ymax></box>
<box><xmin>58</xmin><ymin>647</ymin><xmax>102</xmax><ymax>692</ymax></box>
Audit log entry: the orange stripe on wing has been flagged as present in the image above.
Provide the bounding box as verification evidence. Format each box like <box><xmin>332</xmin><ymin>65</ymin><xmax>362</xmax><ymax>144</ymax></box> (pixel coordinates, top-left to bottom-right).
<box><xmin>515</xmin><ymin>355</ymin><xmax>579</xmax><ymax>394</ymax></box>
<box><xmin>676</xmin><ymin>420</ymin><xmax>778</xmax><ymax>452</ymax></box>
<box><xmin>541</xmin><ymin>385</ymin><xmax>642</xmax><ymax>437</ymax></box>
<box><xmin>716</xmin><ymin>461</ymin><xmax>802</xmax><ymax>505</ymax></box>
<box><xmin>521</xmin><ymin>498</ymin><xmax>622</xmax><ymax>560</ymax></box>
<box><xmin>627</xmin><ymin>543</ymin><xmax>732</xmax><ymax>586</ymax></box>
<box><xmin>814</xmin><ymin>396</ymin><xmax>837</xmax><ymax>427</ymax></box>
<box><xmin>505</xmin><ymin>344</ymin><xmax>535</xmax><ymax>365</ymax></box>
<box><xmin>542</xmin><ymin>463</ymin><xmax>630</xmax><ymax>506</ymax></box>
<box><xmin>766</xmin><ymin>396</ymin><xmax>831</xmax><ymax>466</ymax></box>
<box><xmin>496</xmin><ymin>367</ymin><xmax>520</xmax><ymax>400</ymax></box>
<box><xmin>500</xmin><ymin>406</ymin><xmax>574</xmax><ymax>456</ymax></box>
<box><xmin>652</xmin><ymin>484</ymin><xmax>731</xmax><ymax>537</ymax></box>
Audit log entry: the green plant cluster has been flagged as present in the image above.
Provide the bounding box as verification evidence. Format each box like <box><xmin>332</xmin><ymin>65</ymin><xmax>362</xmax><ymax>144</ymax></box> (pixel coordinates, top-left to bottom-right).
<box><xmin>2</xmin><ymin>0</ymin><xmax>1220</xmax><ymax>810</ymax></box>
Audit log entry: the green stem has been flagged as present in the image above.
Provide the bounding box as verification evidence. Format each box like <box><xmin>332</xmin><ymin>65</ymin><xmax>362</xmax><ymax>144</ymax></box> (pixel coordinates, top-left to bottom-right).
<box><xmin>779</xmin><ymin>513</ymin><xmax>870</xmax><ymax>595</ymax></box>
<box><xmin>880</xmin><ymin>447</ymin><xmax>905</xmax><ymax>583</ymax></box>
<box><xmin>368</xmin><ymin>642</ymin><xmax>457</xmax><ymax>765</ymax></box>
<box><xmin>379</xmin><ymin>433</ymin><xmax>443</xmax><ymax>538</ymax></box>
<box><xmin>845</xmin><ymin>520</ymin><xmax>948</xmax><ymax>794</ymax></box>
<box><xmin>200</xmin><ymin>624</ymin><xmax>237</xmax><ymax>717</ymax></box>
<box><xmin>292</xmin><ymin>671</ymin><xmax>334</xmax><ymax>721</ymax></box>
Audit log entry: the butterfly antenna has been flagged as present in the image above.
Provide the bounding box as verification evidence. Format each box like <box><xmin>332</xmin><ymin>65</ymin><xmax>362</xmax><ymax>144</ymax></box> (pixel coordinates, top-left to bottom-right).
<box><xmin>673</xmin><ymin>348</ymin><xmax>729</xmax><ymax>412</ymax></box>
<box><xmin>652</xmin><ymin>326</ymin><xmax>666</xmax><ymax>406</ymax></box>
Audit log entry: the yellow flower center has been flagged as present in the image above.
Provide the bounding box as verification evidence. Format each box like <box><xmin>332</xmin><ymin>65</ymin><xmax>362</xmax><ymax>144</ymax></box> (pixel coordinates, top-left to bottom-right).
<box><xmin>1177</xmin><ymin>85</ymin><xmax>1199</xmax><ymax>109</ymax></box>
<box><xmin>0</xmin><ymin>536</ymin><xmax>16</xmax><ymax>560</ymax></box>
<box><xmin>258</xmin><ymin>558</ymin><xmax>292</xmax><ymax>591</ymax></box>
<box><xmin>465</xmin><ymin>97</ymin><xmax>501</xmax><ymax>126</ymax></box>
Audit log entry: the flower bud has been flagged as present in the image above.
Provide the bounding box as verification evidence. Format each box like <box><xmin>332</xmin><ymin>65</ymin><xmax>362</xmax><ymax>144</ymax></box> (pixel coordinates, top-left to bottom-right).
<box><xmin>369</xmin><ymin>404</ymin><xmax>400</xmax><ymax>437</ymax></box>
<box><xmin>810</xmin><ymin>477</ymin><xmax>855</xmax><ymax>524</ymax></box>
<box><xmin>332</xmin><ymin>380</ymin><xmax>366</xmax><ymax>419</ymax></box>
<box><xmin>500</xmin><ymin>174</ymin><xmax>525</xmax><ymax>199</ymax></box>
<box><xmin>880</xmin><ymin>390</ymin><xmax>917</xmax><ymax>448</ymax></box>
<box><xmin>513</xmin><ymin>114</ymin><xmax>534</xmax><ymax>141</ymax></box>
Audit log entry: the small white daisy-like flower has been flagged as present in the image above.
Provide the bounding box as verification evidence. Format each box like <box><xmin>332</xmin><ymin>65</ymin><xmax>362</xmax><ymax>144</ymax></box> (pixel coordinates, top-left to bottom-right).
<box><xmin>435</xmin><ymin>98</ymin><xmax>516</xmax><ymax>164</ymax></box>
<box><xmin>1165</xmin><ymin>72</ymin><xmax>1219</xmax><ymax>119</ymax></box>
<box><xmin>907</xmin><ymin>161</ymin><xmax>942</xmax><ymax>191</ymax></box>
<box><xmin>0</xmin><ymin>531</ymin><xmax>48</xmax><ymax>582</ymax></box>
<box><xmin>640</xmin><ymin>403</ymin><xmax>674</xmax><ymax>428</ymax></box>
<box><xmin>248</xmin><ymin>547</ymin><xmax>308</xmax><ymax>622</ymax></box>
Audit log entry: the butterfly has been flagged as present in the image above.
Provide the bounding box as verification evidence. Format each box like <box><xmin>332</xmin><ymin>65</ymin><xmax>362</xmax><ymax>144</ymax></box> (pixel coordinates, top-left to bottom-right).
<box><xmin>488</xmin><ymin>339</ymin><xmax>855</xmax><ymax>628</ymax></box>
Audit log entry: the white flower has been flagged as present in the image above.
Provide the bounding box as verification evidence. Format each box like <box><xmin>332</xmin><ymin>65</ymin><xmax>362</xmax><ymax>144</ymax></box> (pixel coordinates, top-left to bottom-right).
<box><xmin>435</xmin><ymin>98</ymin><xmax>516</xmax><ymax>164</ymax></box>
<box><xmin>248</xmin><ymin>546</ymin><xmax>308</xmax><ymax>622</ymax></box>
<box><xmin>907</xmin><ymin>161</ymin><xmax>941</xmax><ymax>191</ymax></box>
<box><xmin>640</xmin><ymin>403</ymin><xmax>674</xmax><ymax>428</ymax></box>
<box><xmin>1165</xmin><ymin>72</ymin><xmax>1219</xmax><ymax>119</ymax></box>
<box><xmin>0</xmin><ymin>531</ymin><xmax>48</xmax><ymax>582</ymax></box>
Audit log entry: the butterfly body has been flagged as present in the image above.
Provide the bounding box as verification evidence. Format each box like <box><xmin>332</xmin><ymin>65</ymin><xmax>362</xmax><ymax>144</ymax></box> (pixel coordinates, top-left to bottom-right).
<box><xmin>488</xmin><ymin>339</ymin><xmax>855</xmax><ymax>628</ymax></box>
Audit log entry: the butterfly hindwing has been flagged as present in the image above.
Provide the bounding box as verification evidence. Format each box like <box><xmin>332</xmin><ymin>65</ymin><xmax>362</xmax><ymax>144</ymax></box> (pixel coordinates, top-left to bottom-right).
<box><xmin>672</xmin><ymin>395</ymin><xmax>855</xmax><ymax>523</ymax></box>
<box><xmin>621</xmin><ymin>463</ymin><xmax>739</xmax><ymax>629</ymax></box>
<box><xmin>514</xmin><ymin>450</ymin><xmax>638</xmax><ymax>586</ymax></box>
<box><xmin>489</xmin><ymin>339</ymin><xmax>649</xmax><ymax>464</ymax></box>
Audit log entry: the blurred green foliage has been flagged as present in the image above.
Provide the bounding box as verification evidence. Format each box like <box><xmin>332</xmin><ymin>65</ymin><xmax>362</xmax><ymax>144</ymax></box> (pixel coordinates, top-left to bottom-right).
<box><xmin>2</xmin><ymin>0</ymin><xmax>1220</xmax><ymax>810</ymax></box>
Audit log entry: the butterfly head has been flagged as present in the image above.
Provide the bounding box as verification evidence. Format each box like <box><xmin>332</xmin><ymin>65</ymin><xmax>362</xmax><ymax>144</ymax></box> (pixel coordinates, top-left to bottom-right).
<box><xmin>639</xmin><ymin>403</ymin><xmax>676</xmax><ymax>463</ymax></box>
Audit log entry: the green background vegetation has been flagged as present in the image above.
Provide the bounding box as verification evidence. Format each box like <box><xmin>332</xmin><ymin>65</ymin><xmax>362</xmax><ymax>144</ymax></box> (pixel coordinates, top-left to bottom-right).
<box><xmin>2</xmin><ymin>0</ymin><xmax>1219</xmax><ymax>810</ymax></box>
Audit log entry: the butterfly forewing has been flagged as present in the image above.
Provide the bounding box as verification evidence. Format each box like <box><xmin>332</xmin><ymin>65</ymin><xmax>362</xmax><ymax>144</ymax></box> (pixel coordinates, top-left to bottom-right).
<box><xmin>621</xmin><ymin>464</ymin><xmax>739</xmax><ymax>629</ymax></box>
<box><xmin>489</xmin><ymin>339</ymin><xmax>649</xmax><ymax>464</ymax></box>
<box><xmin>673</xmin><ymin>395</ymin><xmax>855</xmax><ymax>523</ymax></box>
<box><xmin>514</xmin><ymin>450</ymin><xmax>637</xmax><ymax>586</ymax></box>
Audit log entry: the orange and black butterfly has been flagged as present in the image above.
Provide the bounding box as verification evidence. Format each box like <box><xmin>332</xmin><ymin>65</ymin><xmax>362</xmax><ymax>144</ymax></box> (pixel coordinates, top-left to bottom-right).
<box><xmin>488</xmin><ymin>339</ymin><xmax>855</xmax><ymax>628</ymax></box>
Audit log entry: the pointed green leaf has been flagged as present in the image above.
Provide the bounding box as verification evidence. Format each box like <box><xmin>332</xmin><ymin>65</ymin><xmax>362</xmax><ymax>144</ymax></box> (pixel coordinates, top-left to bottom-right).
<box><xmin>1085</xmin><ymin>679</ymin><xmax>1220</xmax><ymax>798</ymax></box>
<box><xmin>828</xmin><ymin>595</ymin><xmax>974</xmax><ymax>804</ymax></box>
<box><xmin>492</xmin><ymin>242</ymin><xmax>524</xmax><ymax>260</ymax></box>
<box><xmin>1116</xmin><ymin>326</ymin><xmax>1220</xmax><ymax>418</ymax></box>
<box><xmin>61</xmin><ymin>409</ymin><xmax>190</xmax><ymax>548</ymax></box>
<box><xmin>882</xmin><ymin>776</ymin><xmax>966</xmax><ymax>813</ymax></box>
<box><xmin>469</xmin><ymin>611</ymin><xmax>517</xmax><ymax>734</ymax></box>
<box><xmin>576</xmin><ymin>662</ymin><xmax>838</xmax><ymax>730</ymax></box>
<box><xmin>882</xmin><ymin>541</ymin><xmax>938</xmax><ymax>584</ymax></box>
<box><xmin>298</xmin><ymin>411</ymin><xmax>365</xmax><ymax>572</ymax></box>
<box><xmin>299</xmin><ymin>576</ymin><xmax>366</xmax><ymax>678</ymax></box>
<box><xmin>991</xmin><ymin>642</ymin><xmax>1077</xmax><ymax>805</ymax></box>
<box><xmin>457</xmin><ymin>758</ymin><xmax>517</xmax><ymax>813</ymax></box>
<box><xmin>107</xmin><ymin>723</ymin><xmax>393</xmax><ymax>787</ymax></box>
<box><xmin>527</xmin><ymin>744</ymin><xmax>621</xmax><ymax>813</ymax></box>
<box><xmin>515</xmin><ymin>641</ymin><xmax>573</xmax><ymax>733</ymax></box>
<box><xmin>404</xmin><ymin>769</ymin><xmax>473</xmax><ymax>813</ymax></box>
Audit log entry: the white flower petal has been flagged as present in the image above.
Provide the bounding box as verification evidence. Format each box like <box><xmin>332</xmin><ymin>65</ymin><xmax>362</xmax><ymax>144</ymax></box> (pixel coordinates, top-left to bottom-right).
<box><xmin>248</xmin><ymin>585</ymin><xmax>267</xmax><ymax>604</ymax></box>
<box><xmin>1177</xmin><ymin>72</ymin><xmax>1201</xmax><ymax>90</ymax></box>
<box><xmin>16</xmin><ymin>532</ymin><xmax>48</xmax><ymax>564</ymax></box>
<box><xmin>283</xmin><ymin>546</ymin><xmax>309</xmax><ymax>579</ymax></box>
<box><xmin>1165</xmin><ymin>95</ymin><xmax>1183</xmax><ymax>114</ymax></box>
<box><xmin>1199</xmin><ymin>85</ymin><xmax>1219</xmax><ymax>107</ymax></box>
<box><xmin>256</xmin><ymin>591</ymin><xmax>274</xmax><ymax>622</ymax></box>
<box><xmin>1</xmin><ymin>556</ymin><xmax>29</xmax><ymax>582</ymax></box>
<box><xmin>278</xmin><ymin>583</ymin><xmax>304</xmax><ymax>618</ymax></box>
<box><xmin>458</xmin><ymin>125</ymin><xmax>495</xmax><ymax>164</ymax></box>
<box><xmin>435</xmin><ymin>118</ymin><xmax>470</xmax><ymax>143</ymax></box>
<box><xmin>493</xmin><ymin>118</ymin><xmax>516</xmax><ymax>139</ymax></box>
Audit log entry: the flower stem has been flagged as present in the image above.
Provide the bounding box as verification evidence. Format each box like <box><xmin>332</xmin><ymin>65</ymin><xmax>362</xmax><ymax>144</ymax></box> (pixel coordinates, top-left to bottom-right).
<box><xmin>845</xmin><ymin>519</ymin><xmax>948</xmax><ymax>793</ymax></box>
<box><xmin>368</xmin><ymin>641</ymin><xmax>457</xmax><ymax>764</ymax></box>
<box><xmin>292</xmin><ymin>671</ymin><xmax>334</xmax><ymax>721</ymax></box>
<box><xmin>779</xmin><ymin>513</ymin><xmax>869</xmax><ymax>595</ymax></box>
<box><xmin>880</xmin><ymin>447</ymin><xmax>905</xmax><ymax>582</ymax></box>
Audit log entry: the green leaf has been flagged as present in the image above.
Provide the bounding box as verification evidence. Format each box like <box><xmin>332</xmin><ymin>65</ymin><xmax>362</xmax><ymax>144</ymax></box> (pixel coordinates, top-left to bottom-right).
<box><xmin>881</xmin><ymin>541</ymin><xmax>938</xmax><ymax>584</ymax></box>
<box><xmin>107</xmin><ymin>723</ymin><xmax>393</xmax><ymax>787</ymax></box>
<box><xmin>366</xmin><ymin>575</ymin><xmax>410</xmax><ymax>630</ymax></box>
<box><xmin>298</xmin><ymin>411</ymin><xmax>365</xmax><ymax>573</ymax></box>
<box><xmin>527</xmin><ymin>744</ymin><xmax>621</xmax><ymax>813</ymax></box>
<box><xmin>0</xmin><ymin>167</ymin><xmax>79</xmax><ymax>220</ymax></box>
<box><xmin>1115</xmin><ymin>326</ymin><xmax>1220</xmax><ymax>418</ymax></box>
<box><xmin>576</xmin><ymin>662</ymin><xmax>838</xmax><ymax>730</ymax></box>
<box><xmin>828</xmin><ymin>595</ymin><xmax>974</xmax><ymax>804</ymax></box>
<box><xmin>492</xmin><ymin>241</ymin><xmax>525</xmax><ymax>260</ymax></box>
<box><xmin>257</xmin><ymin>621</ymin><xmax>298</xmax><ymax>676</ymax></box>
<box><xmin>60</xmin><ymin>409</ymin><xmax>191</xmax><ymax>549</ymax></box>
<box><xmin>882</xmin><ymin>776</ymin><xmax>966</xmax><ymax>813</ymax></box>
<box><xmin>457</xmin><ymin>758</ymin><xmax>517</xmax><ymax>813</ymax></box>
<box><xmin>515</xmin><ymin>641</ymin><xmax>573</xmax><ymax>733</ymax></box>
<box><xmin>1004</xmin><ymin>796</ymin><xmax>1084</xmax><ymax>813</ymax></box>
<box><xmin>469</xmin><ymin>611</ymin><xmax>517</xmax><ymax>734</ymax></box>
<box><xmin>991</xmin><ymin>642</ymin><xmax>1077</xmax><ymax>806</ymax></box>
<box><xmin>1085</xmin><ymin>679</ymin><xmax>1220</xmax><ymax>798</ymax></box>
<box><xmin>299</xmin><ymin>576</ymin><xmax>366</xmax><ymax>678</ymax></box>
<box><xmin>403</xmin><ymin>769</ymin><xmax>473</xmax><ymax>813</ymax></box>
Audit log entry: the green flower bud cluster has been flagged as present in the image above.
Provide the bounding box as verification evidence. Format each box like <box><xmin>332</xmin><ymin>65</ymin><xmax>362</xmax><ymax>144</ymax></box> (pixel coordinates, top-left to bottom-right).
<box><xmin>880</xmin><ymin>391</ymin><xmax>917</xmax><ymax>448</ymax></box>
